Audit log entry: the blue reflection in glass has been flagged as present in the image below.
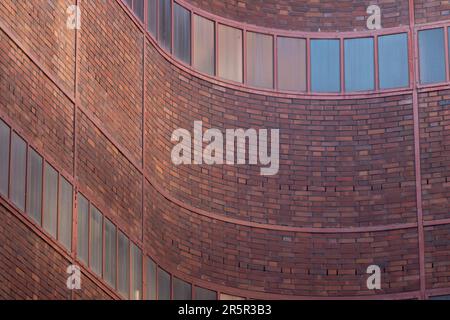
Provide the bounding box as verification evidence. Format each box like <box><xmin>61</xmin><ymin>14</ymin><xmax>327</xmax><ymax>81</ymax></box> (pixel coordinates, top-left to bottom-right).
<box><xmin>344</xmin><ymin>37</ymin><xmax>374</xmax><ymax>92</ymax></box>
<box><xmin>311</xmin><ymin>39</ymin><xmax>341</xmax><ymax>93</ymax></box>
<box><xmin>378</xmin><ymin>33</ymin><xmax>409</xmax><ymax>89</ymax></box>
<box><xmin>419</xmin><ymin>28</ymin><xmax>446</xmax><ymax>84</ymax></box>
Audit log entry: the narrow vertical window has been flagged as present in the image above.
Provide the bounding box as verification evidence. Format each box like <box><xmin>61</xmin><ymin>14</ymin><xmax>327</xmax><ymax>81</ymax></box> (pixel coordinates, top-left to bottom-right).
<box><xmin>311</xmin><ymin>39</ymin><xmax>341</xmax><ymax>92</ymax></box>
<box><xmin>158</xmin><ymin>267</ymin><xmax>171</xmax><ymax>300</ymax></box>
<box><xmin>27</xmin><ymin>149</ymin><xmax>43</xmax><ymax>224</ymax></box>
<box><xmin>247</xmin><ymin>32</ymin><xmax>274</xmax><ymax>89</ymax></box>
<box><xmin>344</xmin><ymin>37</ymin><xmax>374</xmax><ymax>92</ymax></box>
<box><xmin>89</xmin><ymin>206</ymin><xmax>103</xmax><ymax>276</ymax></box>
<box><xmin>104</xmin><ymin>218</ymin><xmax>117</xmax><ymax>288</ymax></box>
<box><xmin>194</xmin><ymin>286</ymin><xmax>216</xmax><ymax>300</ymax></box>
<box><xmin>58</xmin><ymin>177</ymin><xmax>72</xmax><ymax>251</ymax></box>
<box><xmin>145</xmin><ymin>257</ymin><xmax>157</xmax><ymax>300</ymax></box>
<box><xmin>419</xmin><ymin>28</ymin><xmax>446</xmax><ymax>84</ymax></box>
<box><xmin>11</xmin><ymin>133</ymin><xmax>26</xmax><ymax>211</ymax></box>
<box><xmin>77</xmin><ymin>193</ymin><xmax>89</xmax><ymax>265</ymax></box>
<box><xmin>0</xmin><ymin>119</ymin><xmax>10</xmax><ymax>197</ymax></box>
<box><xmin>133</xmin><ymin>0</ymin><xmax>144</xmax><ymax>22</ymax></box>
<box><xmin>173</xmin><ymin>277</ymin><xmax>192</xmax><ymax>300</ymax></box>
<box><xmin>118</xmin><ymin>231</ymin><xmax>130</xmax><ymax>298</ymax></box>
<box><xmin>173</xmin><ymin>3</ymin><xmax>191</xmax><ymax>64</ymax></box>
<box><xmin>193</xmin><ymin>15</ymin><xmax>215</xmax><ymax>76</ymax></box>
<box><xmin>131</xmin><ymin>243</ymin><xmax>142</xmax><ymax>300</ymax></box>
<box><xmin>43</xmin><ymin>163</ymin><xmax>58</xmax><ymax>238</ymax></box>
<box><xmin>148</xmin><ymin>0</ymin><xmax>157</xmax><ymax>37</ymax></box>
<box><xmin>218</xmin><ymin>24</ymin><xmax>243</xmax><ymax>83</ymax></box>
<box><xmin>378</xmin><ymin>33</ymin><xmax>409</xmax><ymax>89</ymax></box>
<box><xmin>277</xmin><ymin>37</ymin><xmax>306</xmax><ymax>91</ymax></box>
<box><xmin>158</xmin><ymin>0</ymin><xmax>172</xmax><ymax>51</ymax></box>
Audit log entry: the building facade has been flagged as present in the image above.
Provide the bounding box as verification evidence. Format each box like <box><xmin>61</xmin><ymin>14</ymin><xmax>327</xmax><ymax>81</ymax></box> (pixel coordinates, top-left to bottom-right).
<box><xmin>0</xmin><ymin>0</ymin><xmax>449</xmax><ymax>299</ymax></box>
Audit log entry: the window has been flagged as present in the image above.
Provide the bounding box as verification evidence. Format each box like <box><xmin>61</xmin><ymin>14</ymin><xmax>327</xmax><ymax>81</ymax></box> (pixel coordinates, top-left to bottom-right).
<box><xmin>145</xmin><ymin>257</ymin><xmax>157</xmax><ymax>300</ymax></box>
<box><xmin>90</xmin><ymin>206</ymin><xmax>103</xmax><ymax>276</ymax></box>
<box><xmin>104</xmin><ymin>218</ymin><xmax>117</xmax><ymax>288</ymax></box>
<box><xmin>311</xmin><ymin>39</ymin><xmax>341</xmax><ymax>92</ymax></box>
<box><xmin>218</xmin><ymin>24</ymin><xmax>243</xmax><ymax>83</ymax></box>
<box><xmin>173</xmin><ymin>3</ymin><xmax>191</xmax><ymax>64</ymax></box>
<box><xmin>27</xmin><ymin>149</ymin><xmax>43</xmax><ymax>224</ymax></box>
<box><xmin>125</xmin><ymin>0</ymin><xmax>132</xmax><ymax>8</ymax></box>
<box><xmin>58</xmin><ymin>177</ymin><xmax>72</xmax><ymax>251</ymax></box>
<box><xmin>173</xmin><ymin>277</ymin><xmax>192</xmax><ymax>300</ymax></box>
<box><xmin>0</xmin><ymin>119</ymin><xmax>9</xmax><ymax>197</ymax></box>
<box><xmin>11</xmin><ymin>133</ymin><xmax>26</xmax><ymax>211</ymax></box>
<box><xmin>193</xmin><ymin>15</ymin><xmax>215</xmax><ymax>76</ymax></box>
<box><xmin>131</xmin><ymin>243</ymin><xmax>142</xmax><ymax>300</ymax></box>
<box><xmin>194</xmin><ymin>286</ymin><xmax>216</xmax><ymax>300</ymax></box>
<box><xmin>118</xmin><ymin>231</ymin><xmax>130</xmax><ymax>298</ymax></box>
<box><xmin>148</xmin><ymin>0</ymin><xmax>157</xmax><ymax>37</ymax></box>
<box><xmin>419</xmin><ymin>28</ymin><xmax>446</xmax><ymax>84</ymax></box>
<box><xmin>158</xmin><ymin>267</ymin><xmax>171</xmax><ymax>300</ymax></box>
<box><xmin>43</xmin><ymin>163</ymin><xmax>58</xmax><ymax>238</ymax></box>
<box><xmin>77</xmin><ymin>194</ymin><xmax>89</xmax><ymax>265</ymax></box>
<box><xmin>247</xmin><ymin>32</ymin><xmax>274</xmax><ymax>89</ymax></box>
<box><xmin>344</xmin><ymin>37</ymin><xmax>374</xmax><ymax>92</ymax></box>
<box><xmin>277</xmin><ymin>37</ymin><xmax>306</xmax><ymax>91</ymax></box>
<box><xmin>158</xmin><ymin>0</ymin><xmax>172</xmax><ymax>51</ymax></box>
<box><xmin>133</xmin><ymin>0</ymin><xmax>144</xmax><ymax>22</ymax></box>
<box><xmin>378</xmin><ymin>33</ymin><xmax>409</xmax><ymax>89</ymax></box>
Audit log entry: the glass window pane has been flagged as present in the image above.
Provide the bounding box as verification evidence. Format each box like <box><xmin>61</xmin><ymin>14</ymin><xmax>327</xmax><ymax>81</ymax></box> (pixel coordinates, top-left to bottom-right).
<box><xmin>118</xmin><ymin>231</ymin><xmax>130</xmax><ymax>298</ymax></box>
<box><xmin>131</xmin><ymin>243</ymin><xmax>142</xmax><ymax>300</ymax></box>
<box><xmin>174</xmin><ymin>3</ymin><xmax>191</xmax><ymax>64</ymax></box>
<box><xmin>147</xmin><ymin>0</ymin><xmax>157</xmax><ymax>37</ymax></box>
<box><xmin>419</xmin><ymin>28</ymin><xmax>446</xmax><ymax>84</ymax></box>
<box><xmin>277</xmin><ymin>37</ymin><xmax>306</xmax><ymax>91</ymax></box>
<box><xmin>104</xmin><ymin>218</ymin><xmax>117</xmax><ymax>288</ymax></box>
<box><xmin>43</xmin><ymin>163</ymin><xmax>58</xmax><ymax>238</ymax></box>
<box><xmin>247</xmin><ymin>32</ymin><xmax>273</xmax><ymax>89</ymax></box>
<box><xmin>89</xmin><ymin>206</ymin><xmax>103</xmax><ymax>276</ymax></box>
<box><xmin>27</xmin><ymin>149</ymin><xmax>43</xmax><ymax>224</ymax></box>
<box><xmin>158</xmin><ymin>0</ymin><xmax>172</xmax><ymax>51</ymax></box>
<box><xmin>158</xmin><ymin>267</ymin><xmax>171</xmax><ymax>300</ymax></box>
<box><xmin>58</xmin><ymin>177</ymin><xmax>72</xmax><ymax>251</ymax></box>
<box><xmin>218</xmin><ymin>24</ymin><xmax>243</xmax><ymax>83</ymax></box>
<box><xmin>194</xmin><ymin>286</ymin><xmax>216</xmax><ymax>300</ymax></box>
<box><xmin>344</xmin><ymin>37</ymin><xmax>374</xmax><ymax>92</ymax></box>
<box><xmin>173</xmin><ymin>277</ymin><xmax>191</xmax><ymax>300</ymax></box>
<box><xmin>378</xmin><ymin>33</ymin><xmax>409</xmax><ymax>89</ymax></box>
<box><xmin>0</xmin><ymin>119</ymin><xmax>9</xmax><ymax>197</ymax></box>
<box><xmin>145</xmin><ymin>257</ymin><xmax>157</xmax><ymax>300</ymax></box>
<box><xmin>133</xmin><ymin>0</ymin><xmax>144</xmax><ymax>22</ymax></box>
<box><xmin>77</xmin><ymin>193</ymin><xmax>89</xmax><ymax>265</ymax></box>
<box><xmin>125</xmin><ymin>0</ymin><xmax>132</xmax><ymax>8</ymax></box>
<box><xmin>311</xmin><ymin>39</ymin><xmax>341</xmax><ymax>92</ymax></box>
<box><xmin>11</xmin><ymin>133</ymin><xmax>26</xmax><ymax>211</ymax></box>
<box><xmin>193</xmin><ymin>15</ymin><xmax>215</xmax><ymax>76</ymax></box>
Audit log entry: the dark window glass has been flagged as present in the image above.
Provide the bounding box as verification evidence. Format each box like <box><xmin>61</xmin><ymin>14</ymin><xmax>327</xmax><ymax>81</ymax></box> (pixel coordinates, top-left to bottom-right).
<box><xmin>89</xmin><ymin>206</ymin><xmax>103</xmax><ymax>276</ymax></box>
<box><xmin>277</xmin><ymin>37</ymin><xmax>306</xmax><ymax>91</ymax></box>
<box><xmin>344</xmin><ymin>37</ymin><xmax>374</xmax><ymax>92</ymax></box>
<box><xmin>133</xmin><ymin>0</ymin><xmax>144</xmax><ymax>22</ymax></box>
<box><xmin>194</xmin><ymin>286</ymin><xmax>216</xmax><ymax>300</ymax></box>
<box><xmin>58</xmin><ymin>177</ymin><xmax>72</xmax><ymax>251</ymax></box>
<box><xmin>311</xmin><ymin>39</ymin><xmax>341</xmax><ymax>92</ymax></box>
<box><xmin>104</xmin><ymin>218</ymin><xmax>117</xmax><ymax>288</ymax></box>
<box><xmin>174</xmin><ymin>3</ymin><xmax>191</xmax><ymax>64</ymax></box>
<box><xmin>419</xmin><ymin>28</ymin><xmax>446</xmax><ymax>84</ymax></box>
<box><xmin>77</xmin><ymin>194</ymin><xmax>89</xmax><ymax>265</ymax></box>
<box><xmin>148</xmin><ymin>0</ymin><xmax>157</xmax><ymax>37</ymax></box>
<box><xmin>247</xmin><ymin>32</ymin><xmax>273</xmax><ymax>89</ymax></box>
<box><xmin>118</xmin><ymin>231</ymin><xmax>130</xmax><ymax>298</ymax></box>
<box><xmin>131</xmin><ymin>243</ymin><xmax>142</xmax><ymax>300</ymax></box>
<box><xmin>158</xmin><ymin>0</ymin><xmax>172</xmax><ymax>51</ymax></box>
<box><xmin>173</xmin><ymin>277</ymin><xmax>192</xmax><ymax>300</ymax></box>
<box><xmin>11</xmin><ymin>133</ymin><xmax>26</xmax><ymax>211</ymax></box>
<box><xmin>43</xmin><ymin>163</ymin><xmax>58</xmax><ymax>238</ymax></box>
<box><xmin>193</xmin><ymin>15</ymin><xmax>215</xmax><ymax>75</ymax></box>
<box><xmin>145</xmin><ymin>257</ymin><xmax>157</xmax><ymax>300</ymax></box>
<box><xmin>158</xmin><ymin>267</ymin><xmax>171</xmax><ymax>300</ymax></box>
<box><xmin>218</xmin><ymin>24</ymin><xmax>243</xmax><ymax>83</ymax></box>
<box><xmin>27</xmin><ymin>149</ymin><xmax>43</xmax><ymax>224</ymax></box>
<box><xmin>378</xmin><ymin>33</ymin><xmax>409</xmax><ymax>89</ymax></box>
<box><xmin>430</xmin><ymin>295</ymin><xmax>450</xmax><ymax>300</ymax></box>
<box><xmin>0</xmin><ymin>119</ymin><xmax>9</xmax><ymax>197</ymax></box>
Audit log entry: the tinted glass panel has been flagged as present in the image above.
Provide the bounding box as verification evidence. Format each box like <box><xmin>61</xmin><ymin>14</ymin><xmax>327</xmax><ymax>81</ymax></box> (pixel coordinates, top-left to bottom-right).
<box><xmin>77</xmin><ymin>194</ymin><xmax>89</xmax><ymax>265</ymax></box>
<box><xmin>194</xmin><ymin>287</ymin><xmax>216</xmax><ymax>300</ymax></box>
<box><xmin>158</xmin><ymin>0</ymin><xmax>171</xmax><ymax>51</ymax></box>
<box><xmin>43</xmin><ymin>163</ymin><xmax>58</xmax><ymax>238</ymax></box>
<box><xmin>148</xmin><ymin>0</ymin><xmax>157</xmax><ymax>37</ymax></box>
<box><xmin>145</xmin><ymin>257</ymin><xmax>157</xmax><ymax>300</ymax></box>
<box><xmin>118</xmin><ymin>231</ymin><xmax>130</xmax><ymax>298</ymax></box>
<box><xmin>174</xmin><ymin>3</ymin><xmax>191</xmax><ymax>64</ymax></box>
<box><xmin>193</xmin><ymin>15</ymin><xmax>215</xmax><ymax>75</ymax></box>
<box><xmin>58</xmin><ymin>177</ymin><xmax>72</xmax><ymax>251</ymax></box>
<box><xmin>11</xmin><ymin>133</ymin><xmax>26</xmax><ymax>211</ymax></box>
<box><xmin>344</xmin><ymin>37</ymin><xmax>374</xmax><ymax>92</ymax></box>
<box><xmin>158</xmin><ymin>267</ymin><xmax>171</xmax><ymax>300</ymax></box>
<box><xmin>125</xmin><ymin>0</ymin><xmax>132</xmax><ymax>7</ymax></box>
<box><xmin>104</xmin><ymin>218</ymin><xmax>117</xmax><ymax>288</ymax></box>
<box><xmin>311</xmin><ymin>39</ymin><xmax>341</xmax><ymax>92</ymax></box>
<box><xmin>89</xmin><ymin>206</ymin><xmax>103</xmax><ymax>276</ymax></box>
<box><xmin>247</xmin><ymin>32</ymin><xmax>273</xmax><ymax>89</ymax></box>
<box><xmin>174</xmin><ymin>277</ymin><xmax>192</xmax><ymax>300</ymax></box>
<box><xmin>27</xmin><ymin>149</ymin><xmax>43</xmax><ymax>224</ymax></box>
<box><xmin>133</xmin><ymin>0</ymin><xmax>144</xmax><ymax>22</ymax></box>
<box><xmin>378</xmin><ymin>33</ymin><xmax>409</xmax><ymax>89</ymax></box>
<box><xmin>218</xmin><ymin>24</ymin><xmax>243</xmax><ymax>83</ymax></box>
<box><xmin>277</xmin><ymin>37</ymin><xmax>306</xmax><ymax>91</ymax></box>
<box><xmin>419</xmin><ymin>28</ymin><xmax>446</xmax><ymax>84</ymax></box>
<box><xmin>131</xmin><ymin>243</ymin><xmax>142</xmax><ymax>300</ymax></box>
<box><xmin>0</xmin><ymin>119</ymin><xmax>9</xmax><ymax>197</ymax></box>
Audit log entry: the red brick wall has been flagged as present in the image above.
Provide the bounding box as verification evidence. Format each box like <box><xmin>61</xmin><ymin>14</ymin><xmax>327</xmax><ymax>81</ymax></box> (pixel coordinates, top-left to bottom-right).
<box><xmin>425</xmin><ymin>224</ymin><xmax>450</xmax><ymax>290</ymax></box>
<box><xmin>415</xmin><ymin>0</ymin><xmax>450</xmax><ymax>24</ymax></box>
